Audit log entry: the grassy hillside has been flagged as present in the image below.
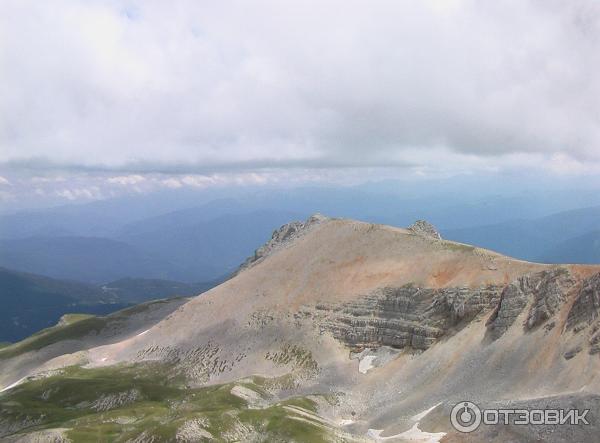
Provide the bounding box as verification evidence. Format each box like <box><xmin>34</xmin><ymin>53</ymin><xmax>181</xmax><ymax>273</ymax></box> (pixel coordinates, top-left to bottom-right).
<box><xmin>0</xmin><ymin>363</ymin><xmax>335</xmax><ymax>442</ymax></box>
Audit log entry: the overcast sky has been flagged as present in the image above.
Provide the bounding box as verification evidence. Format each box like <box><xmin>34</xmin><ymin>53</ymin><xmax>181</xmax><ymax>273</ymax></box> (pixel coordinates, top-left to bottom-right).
<box><xmin>1</xmin><ymin>0</ymin><xmax>600</xmax><ymax>205</ymax></box>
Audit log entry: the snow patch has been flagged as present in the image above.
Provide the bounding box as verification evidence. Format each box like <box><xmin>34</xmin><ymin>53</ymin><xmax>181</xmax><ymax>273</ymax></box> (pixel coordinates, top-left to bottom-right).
<box><xmin>359</xmin><ymin>355</ymin><xmax>377</xmax><ymax>374</ymax></box>
<box><xmin>395</xmin><ymin>422</ymin><xmax>446</xmax><ymax>442</ymax></box>
<box><xmin>412</xmin><ymin>402</ymin><xmax>442</xmax><ymax>421</ymax></box>
<box><xmin>0</xmin><ymin>376</ymin><xmax>27</xmax><ymax>393</ymax></box>
<box><xmin>230</xmin><ymin>385</ymin><xmax>269</xmax><ymax>409</ymax></box>
<box><xmin>368</xmin><ymin>424</ymin><xmax>446</xmax><ymax>442</ymax></box>
<box><xmin>367</xmin><ymin>404</ymin><xmax>446</xmax><ymax>442</ymax></box>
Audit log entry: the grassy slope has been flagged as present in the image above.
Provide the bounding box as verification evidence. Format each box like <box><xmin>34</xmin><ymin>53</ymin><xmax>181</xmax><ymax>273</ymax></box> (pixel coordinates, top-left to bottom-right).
<box><xmin>0</xmin><ymin>363</ymin><xmax>334</xmax><ymax>442</ymax></box>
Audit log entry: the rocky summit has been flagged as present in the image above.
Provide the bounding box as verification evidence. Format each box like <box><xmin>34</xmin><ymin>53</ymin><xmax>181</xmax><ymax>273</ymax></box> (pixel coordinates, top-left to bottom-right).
<box><xmin>2</xmin><ymin>215</ymin><xmax>600</xmax><ymax>442</ymax></box>
<box><xmin>408</xmin><ymin>219</ymin><xmax>442</xmax><ymax>240</ymax></box>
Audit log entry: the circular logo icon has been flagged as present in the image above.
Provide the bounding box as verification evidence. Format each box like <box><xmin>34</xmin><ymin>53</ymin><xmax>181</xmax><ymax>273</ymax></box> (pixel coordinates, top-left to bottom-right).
<box><xmin>451</xmin><ymin>401</ymin><xmax>481</xmax><ymax>433</ymax></box>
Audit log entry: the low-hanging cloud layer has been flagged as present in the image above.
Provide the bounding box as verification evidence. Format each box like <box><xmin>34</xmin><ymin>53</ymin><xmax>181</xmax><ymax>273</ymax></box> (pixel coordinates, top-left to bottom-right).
<box><xmin>1</xmin><ymin>0</ymin><xmax>599</xmax><ymax>177</ymax></box>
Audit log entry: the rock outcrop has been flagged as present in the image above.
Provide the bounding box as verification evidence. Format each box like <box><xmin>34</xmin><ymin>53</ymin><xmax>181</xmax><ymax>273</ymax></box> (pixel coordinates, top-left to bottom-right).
<box><xmin>312</xmin><ymin>267</ymin><xmax>595</xmax><ymax>351</ymax></box>
<box><xmin>566</xmin><ymin>273</ymin><xmax>600</xmax><ymax>330</ymax></box>
<box><xmin>486</xmin><ymin>268</ymin><xmax>575</xmax><ymax>340</ymax></box>
<box><xmin>526</xmin><ymin>268</ymin><xmax>576</xmax><ymax>329</ymax></box>
<box><xmin>237</xmin><ymin>213</ymin><xmax>328</xmax><ymax>273</ymax></box>
<box><xmin>315</xmin><ymin>284</ymin><xmax>502</xmax><ymax>351</ymax></box>
<box><xmin>408</xmin><ymin>220</ymin><xmax>442</xmax><ymax>240</ymax></box>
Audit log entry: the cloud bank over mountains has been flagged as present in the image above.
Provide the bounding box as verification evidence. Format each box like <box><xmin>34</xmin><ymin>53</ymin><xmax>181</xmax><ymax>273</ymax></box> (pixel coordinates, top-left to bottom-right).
<box><xmin>1</xmin><ymin>0</ymin><xmax>599</xmax><ymax>179</ymax></box>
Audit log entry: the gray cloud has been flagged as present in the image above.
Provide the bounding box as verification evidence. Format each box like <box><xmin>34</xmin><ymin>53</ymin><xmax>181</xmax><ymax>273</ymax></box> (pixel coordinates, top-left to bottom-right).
<box><xmin>1</xmin><ymin>0</ymin><xmax>599</xmax><ymax>175</ymax></box>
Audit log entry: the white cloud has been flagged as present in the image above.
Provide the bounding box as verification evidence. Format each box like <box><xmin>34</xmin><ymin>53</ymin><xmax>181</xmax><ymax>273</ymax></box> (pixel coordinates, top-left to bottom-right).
<box><xmin>175</xmin><ymin>173</ymin><xmax>270</xmax><ymax>188</ymax></box>
<box><xmin>107</xmin><ymin>174</ymin><xmax>146</xmax><ymax>185</ymax></box>
<box><xmin>544</xmin><ymin>153</ymin><xmax>600</xmax><ymax>175</ymax></box>
<box><xmin>160</xmin><ymin>178</ymin><xmax>183</xmax><ymax>189</ymax></box>
<box><xmin>31</xmin><ymin>176</ymin><xmax>67</xmax><ymax>183</ymax></box>
<box><xmin>55</xmin><ymin>186</ymin><xmax>103</xmax><ymax>200</ymax></box>
<box><xmin>180</xmin><ymin>175</ymin><xmax>215</xmax><ymax>188</ymax></box>
<box><xmin>0</xmin><ymin>176</ymin><xmax>10</xmax><ymax>185</ymax></box>
<box><xmin>0</xmin><ymin>0</ymin><xmax>599</xmax><ymax>176</ymax></box>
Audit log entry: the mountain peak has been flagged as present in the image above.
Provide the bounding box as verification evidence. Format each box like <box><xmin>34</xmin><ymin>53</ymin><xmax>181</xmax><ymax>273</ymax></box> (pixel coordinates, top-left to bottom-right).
<box><xmin>408</xmin><ymin>219</ymin><xmax>442</xmax><ymax>240</ymax></box>
<box><xmin>238</xmin><ymin>213</ymin><xmax>329</xmax><ymax>272</ymax></box>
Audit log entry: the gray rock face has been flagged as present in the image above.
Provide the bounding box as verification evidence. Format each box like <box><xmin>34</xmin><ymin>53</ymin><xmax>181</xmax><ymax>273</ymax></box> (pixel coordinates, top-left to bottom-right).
<box><xmin>589</xmin><ymin>325</ymin><xmax>600</xmax><ymax>354</ymax></box>
<box><xmin>238</xmin><ymin>213</ymin><xmax>328</xmax><ymax>273</ymax></box>
<box><xmin>485</xmin><ymin>281</ymin><xmax>530</xmax><ymax>340</ymax></box>
<box><xmin>408</xmin><ymin>220</ymin><xmax>442</xmax><ymax>240</ymax></box>
<box><xmin>316</xmin><ymin>284</ymin><xmax>502</xmax><ymax>351</ymax></box>
<box><xmin>312</xmin><ymin>268</ymin><xmax>593</xmax><ymax>352</ymax></box>
<box><xmin>566</xmin><ymin>273</ymin><xmax>600</xmax><ymax>331</ymax></box>
<box><xmin>486</xmin><ymin>268</ymin><xmax>575</xmax><ymax>340</ymax></box>
<box><xmin>526</xmin><ymin>268</ymin><xmax>575</xmax><ymax>329</ymax></box>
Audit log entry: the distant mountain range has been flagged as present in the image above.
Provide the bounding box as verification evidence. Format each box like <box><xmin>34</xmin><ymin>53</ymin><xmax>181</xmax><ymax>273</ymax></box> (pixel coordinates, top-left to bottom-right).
<box><xmin>443</xmin><ymin>205</ymin><xmax>600</xmax><ymax>263</ymax></box>
<box><xmin>0</xmin><ymin>207</ymin><xmax>303</xmax><ymax>283</ymax></box>
<box><xmin>540</xmin><ymin>230</ymin><xmax>600</xmax><ymax>264</ymax></box>
<box><xmin>0</xmin><ymin>267</ymin><xmax>219</xmax><ymax>342</ymax></box>
<box><xmin>0</xmin><ymin>236</ymin><xmax>179</xmax><ymax>283</ymax></box>
<box><xmin>117</xmin><ymin>209</ymin><xmax>303</xmax><ymax>281</ymax></box>
<box><xmin>2</xmin><ymin>189</ymin><xmax>600</xmax><ymax>285</ymax></box>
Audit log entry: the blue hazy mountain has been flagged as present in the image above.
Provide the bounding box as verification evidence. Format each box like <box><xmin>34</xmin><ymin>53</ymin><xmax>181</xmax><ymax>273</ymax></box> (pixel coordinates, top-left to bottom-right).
<box><xmin>0</xmin><ymin>210</ymin><xmax>303</xmax><ymax>283</ymax></box>
<box><xmin>4</xmin><ymin>178</ymin><xmax>600</xmax><ymax>239</ymax></box>
<box><xmin>539</xmin><ymin>230</ymin><xmax>600</xmax><ymax>264</ymax></box>
<box><xmin>0</xmin><ymin>236</ymin><xmax>180</xmax><ymax>283</ymax></box>
<box><xmin>2</xmin><ymin>182</ymin><xmax>600</xmax><ymax>285</ymax></box>
<box><xmin>443</xmin><ymin>205</ymin><xmax>600</xmax><ymax>262</ymax></box>
<box><xmin>0</xmin><ymin>267</ymin><xmax>220</xmax><ymax>343</ymax></box>
<box><xmin>118</xmin><ymin>209</ymin><xmax>304</xmax><ymax>281</ymax></box>
<box><xmin>0</xmin><ymin>267</ymin><xmax>128</xmax><ymax>342</ymax></box>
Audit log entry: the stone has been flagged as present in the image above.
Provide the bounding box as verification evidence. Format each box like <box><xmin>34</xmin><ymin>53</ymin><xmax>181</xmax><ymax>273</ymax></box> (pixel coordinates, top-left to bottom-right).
<box><xmin>408</xmin><ymin>220</ymin><xmax>442</xmax><ymax>240</ymax></box>
<box><xmin>564</xmin><ymin>346</ymin><xmax>582</xmax><ymax>360</ymax></box>
<box><xmin>567</xmin><ymin>273</ymin><xmax>600</xmax><ymax>331</ymax></box>
<box><xmin>486</xmin><ymin>268</ymin><xmax>575</xmax><ymax>340</ymax></box>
